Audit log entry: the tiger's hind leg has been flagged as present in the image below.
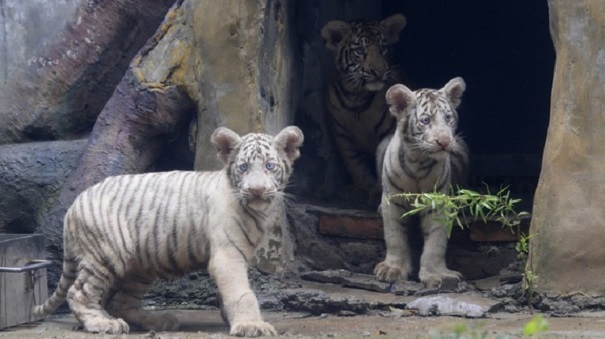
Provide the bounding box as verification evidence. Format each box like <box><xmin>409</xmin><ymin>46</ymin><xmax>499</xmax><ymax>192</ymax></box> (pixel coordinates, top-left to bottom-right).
<box><xmin>67</xmin><ymin>269</ymin><xmax>129</xmax><ymax>334</ymax></box>
<box><xmin>107</xmin><ymin>277</ymin><xmax>180</xmax><ymax>331</ymax></box>
<box><xmin>418</xmin><ymin>213</ymin><xmax>462</xmax><ymax>288</ymax></box>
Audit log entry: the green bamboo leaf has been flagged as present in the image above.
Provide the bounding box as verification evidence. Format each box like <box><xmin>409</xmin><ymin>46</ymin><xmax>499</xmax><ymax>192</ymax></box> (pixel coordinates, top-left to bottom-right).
<box><xmin>455</xmin><ymin>215</ymin><xmax>463</xmax><ymax>228</ymax></box>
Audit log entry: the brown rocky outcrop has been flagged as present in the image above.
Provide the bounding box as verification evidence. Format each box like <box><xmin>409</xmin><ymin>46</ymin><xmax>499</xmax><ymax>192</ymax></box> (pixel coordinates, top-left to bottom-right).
<box><xmin>530</xmin><ymin>0</ymin><xmax>605</xmax><ymax>295</ymax></box>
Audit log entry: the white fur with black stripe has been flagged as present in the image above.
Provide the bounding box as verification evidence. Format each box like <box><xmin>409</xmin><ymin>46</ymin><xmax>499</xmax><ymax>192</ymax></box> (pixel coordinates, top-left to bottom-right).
<box><xmin>374</xmin><ymin>77</ymin><xmax>469</xmax><ymax>288</ymax></box>
<box><xmin>33</xmin><ymin>126</ymin><xmax>304</xmax><ymax>336</ymax></box>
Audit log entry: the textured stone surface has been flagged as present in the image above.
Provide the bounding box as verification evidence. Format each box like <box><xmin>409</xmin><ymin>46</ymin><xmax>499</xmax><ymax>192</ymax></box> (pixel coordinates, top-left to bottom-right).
<box><xmin>286</xmin><ymin>204</ymin><xmax>386</xmax><ymax>274</ymax></box>
<box><xmin>318</xmin><ymin>212</ymin><xmax>383</xmax><ymax>240</ymax></box>
<box><xmin>188</xmin><ymin>0</ymin><xmax>300</xmax><ymax>171</ymax></box>
<box><xmin>0</xmin><ymin>0</ymin><xmax>80</xmax><ymax>83</ymax></box>
<box><xmin>0</xmin><ymin>139</ymin><xmax>86</xmax><ymax>233</ymax></box>
<box><xmin>0</xmin><ymin>0</ymin><xmax>174</xmax><ymax>144</ymax></box>
<box><xmin>530</xmin><ymin>0</ymin><xmax>605</xmax><ymax>295</ymax></box>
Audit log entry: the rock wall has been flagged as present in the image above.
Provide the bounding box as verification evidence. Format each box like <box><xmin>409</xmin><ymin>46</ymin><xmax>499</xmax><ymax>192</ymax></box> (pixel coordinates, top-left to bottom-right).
<box><xmin>0</xmin><ymin>140</ymin><xmax>86</xmax><ymax>234</ymax></box>
<box><xmin>0</xmin><ymin>0</ymin><xmax>82</xmax><ymax>234</ymax></box>
<box><xmin>530</xmin><ymin>0</ymin><xmax>605</xmax><ymax>295</ymax></box>
<box><xmin>0</xmin><ymin>0</ymin><xmax>80</xmax><ymax>83</ymax></box>
<box><xmin>189</xmin><ymin>0</ymin><xmax>299</xmax><ymax>171</ymax></box>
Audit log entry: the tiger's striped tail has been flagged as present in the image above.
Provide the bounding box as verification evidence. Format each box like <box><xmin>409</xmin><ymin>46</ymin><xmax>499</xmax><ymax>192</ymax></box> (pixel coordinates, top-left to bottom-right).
<box><xmin>32</xmin><ymin>254</ymin><xmax>77</xmax><ymax>316</ymax></box>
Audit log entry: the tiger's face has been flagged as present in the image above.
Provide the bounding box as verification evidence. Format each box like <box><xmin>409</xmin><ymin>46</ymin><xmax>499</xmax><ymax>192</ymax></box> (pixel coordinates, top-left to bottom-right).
<box><xmin>211</xmin><ymin>126</ymin><xmax>304</xmax><ymax>209</ymax></box>
<box><xmin>322</xmin><ymin>14</ymin><xmax>406</xmax><ymax>92</ymax></box>
<box><xmin>386</xmin><ymin>77</ymin><xmax>466</xmax><ymax>160</ymax></box>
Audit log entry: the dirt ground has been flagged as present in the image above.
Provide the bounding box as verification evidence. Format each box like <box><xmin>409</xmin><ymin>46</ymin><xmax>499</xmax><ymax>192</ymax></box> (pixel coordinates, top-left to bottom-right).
<box><xmin>2</xmin><ymin>309</ymin><xmax>605</xmax><ymax>339</ymax></box>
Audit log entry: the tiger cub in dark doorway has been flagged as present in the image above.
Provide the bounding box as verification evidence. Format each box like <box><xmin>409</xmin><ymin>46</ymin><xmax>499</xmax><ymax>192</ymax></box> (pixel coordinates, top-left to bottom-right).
<box><xmin>321</xmin><ymin>13</ymin><xmax>407</xmax><ymax>203</ymax></box>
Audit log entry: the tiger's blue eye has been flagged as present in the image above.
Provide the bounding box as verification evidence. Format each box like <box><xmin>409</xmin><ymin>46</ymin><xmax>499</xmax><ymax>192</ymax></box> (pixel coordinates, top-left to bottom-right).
<box><xmin>445</xmin><ymin>114</ymin><xmax>453</xmax><ymax>122</ymax></box>
<box><xmin>239</xmin><ymin>163</ymin><xmax>248</xmax><ymax>172</ymax></box>
<box><xmin>420</xmin><ymin>117</ymin><xmax>430</xmax><ymax>125</ymax></box>
<box><xmin>266</xmin><ymin>162</ymin><xmax>276</xmax><ymax>171</ymax></box>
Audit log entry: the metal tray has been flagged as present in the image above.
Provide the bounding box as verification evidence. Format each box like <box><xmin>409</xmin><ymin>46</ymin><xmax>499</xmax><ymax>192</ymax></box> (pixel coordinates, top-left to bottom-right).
<box><xmin>0</xmin><ymin>234</ymin><xmax>51</xmax><ymax>329</ymax></box>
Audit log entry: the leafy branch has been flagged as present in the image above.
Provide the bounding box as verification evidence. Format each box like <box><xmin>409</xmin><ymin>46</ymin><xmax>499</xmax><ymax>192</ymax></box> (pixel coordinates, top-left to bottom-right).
<box><xmin>391</xmin><ymin>186</ymin><xmax>530</xmax><ymax>238</ymax></box>
<box><xmin>390</xmin><ymin>185</ymin><xmax>538</xmax><ymax>311</ymax></box>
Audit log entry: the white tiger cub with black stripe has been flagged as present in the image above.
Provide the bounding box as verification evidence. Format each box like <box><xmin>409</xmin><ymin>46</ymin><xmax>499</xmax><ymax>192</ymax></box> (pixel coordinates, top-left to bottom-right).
<box><xmin>33</xmin><ymin>126</ymin><xmax>304</xmax><ymax>336</ymax></box>
<box><xmin>375</xmin><ymin>77</ymin><xmax>469</xmax><ymax>288</ymax></box>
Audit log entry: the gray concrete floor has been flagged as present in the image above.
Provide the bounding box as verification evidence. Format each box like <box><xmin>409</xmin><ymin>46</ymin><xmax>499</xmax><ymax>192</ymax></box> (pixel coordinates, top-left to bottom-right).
<box><xmin>2</xmin><ymin>310</ymin><xmax>605</xmax><ymax>338</ymax></box>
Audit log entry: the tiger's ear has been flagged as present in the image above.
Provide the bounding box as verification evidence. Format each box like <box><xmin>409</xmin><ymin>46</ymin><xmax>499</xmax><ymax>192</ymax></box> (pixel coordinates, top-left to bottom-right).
<box><xmin>210</xmin><ymin>127</ymin><xmax>241</xmax><ymax>164</ymax></box>
<box><xmin>442</xmin><ymin>77</ymin><xmax>466</xmax><ymax>108</ymax></box>
<box><xmin>381</xmin><ymin>13</ymin><xmax>407</xmax><ymax>44</ymax></box>
<box><xmin>386</xmin><ymin>84</ymin><xmax>416</xmax><ymax>119</ymax></box>
<box><xmin>321</xmin><ymin>20</ymin><xmax>350</xmax><ymax>51</ymax></box>
<box><xmin>275</xmin><ymin>126</ymin><xmax>304</xmax><ymax>163</ymax></box>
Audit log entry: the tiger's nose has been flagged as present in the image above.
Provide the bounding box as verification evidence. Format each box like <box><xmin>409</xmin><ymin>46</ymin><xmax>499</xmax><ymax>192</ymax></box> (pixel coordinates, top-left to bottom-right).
<box><xmin>436</xmin><ymin>137</ymin><xmax>451</xmax><ymax>149</ymax></box>
<box><xmin>248</xmin><ymin>186</ymin><xmax>266</xmax><ymax>198</ymax></box>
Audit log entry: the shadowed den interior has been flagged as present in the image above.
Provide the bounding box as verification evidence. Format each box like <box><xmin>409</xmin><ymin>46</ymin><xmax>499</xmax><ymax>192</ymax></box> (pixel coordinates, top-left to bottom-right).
<box><xmin>294</xmin><ymin>1</ymin><xmax>555</xmax><ymax>210</ymax></box>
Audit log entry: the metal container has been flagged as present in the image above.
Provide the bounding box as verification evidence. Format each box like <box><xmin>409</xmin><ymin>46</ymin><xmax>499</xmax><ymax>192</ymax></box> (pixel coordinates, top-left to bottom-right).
<box><xmin>0</xmin><ymin>234</ymin><xmax>51</xmax><ymax>329</ymax></box>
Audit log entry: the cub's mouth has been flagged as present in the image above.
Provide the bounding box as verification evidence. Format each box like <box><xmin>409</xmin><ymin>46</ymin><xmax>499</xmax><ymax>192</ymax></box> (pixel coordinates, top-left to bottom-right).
<box><xmin>243</xmin><ymin>194</ymin><xmax>273</xmax><ymax>208</ymax></box>
<box><xmin>365</xmin><ymin>81</ymin><xmax>385</xmax><ymax>91</ymax></box>
<box><xmin>428</xmin><ymin>147</ymin><xmax>451</xmax><ymax>159</ymax></box>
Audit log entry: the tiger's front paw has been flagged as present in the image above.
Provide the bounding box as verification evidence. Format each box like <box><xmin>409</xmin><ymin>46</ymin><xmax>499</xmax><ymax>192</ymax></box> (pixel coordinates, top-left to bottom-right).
<box><xmin>374</xmin><ymin>260</ymin><xmax>410</xmax><ymax>283</ymax></box>
<box><xmin>84</xmin><ymin>317</ymin><xmax>129</xmax><ymax>334</ymax></box>
<box><xmin>230</xmin><ymin>321</ymin><xmax>277</xmax><ymax>337</ymax></box>
<box><xmin>419</xmin><ymin>268</ymin><xmax>462</xmax><ymax>289</ymax></box>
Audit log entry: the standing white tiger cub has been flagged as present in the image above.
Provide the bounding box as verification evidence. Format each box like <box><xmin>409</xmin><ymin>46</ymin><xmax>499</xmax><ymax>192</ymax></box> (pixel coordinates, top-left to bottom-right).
<box><xmin>33</xmin><ymin>126</ymin><xmax>304</xmax><ymax>336</ymax></box>
<box><xmin>375</xmin><ymin>78</ymin><xmax>469</xmax><ymax>288</ymax></box>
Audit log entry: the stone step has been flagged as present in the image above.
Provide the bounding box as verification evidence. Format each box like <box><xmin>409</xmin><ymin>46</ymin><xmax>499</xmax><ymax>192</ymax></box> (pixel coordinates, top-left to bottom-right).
<box><xmin>315</xmin><ymin>206</ymin><xmax>530</xmax><ymax>243</ymax></box>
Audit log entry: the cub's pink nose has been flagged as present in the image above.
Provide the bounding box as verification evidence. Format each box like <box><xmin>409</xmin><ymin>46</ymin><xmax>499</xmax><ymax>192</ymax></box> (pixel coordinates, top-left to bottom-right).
<box><xmin>248</xmin><ymin>187</ymin><xmax>266</xmax><ymax>198</ymax></box>
<box><xmin>436</xmin><ymin>137</ymin><xmax>450</xmax><ymax>149</ymax></box>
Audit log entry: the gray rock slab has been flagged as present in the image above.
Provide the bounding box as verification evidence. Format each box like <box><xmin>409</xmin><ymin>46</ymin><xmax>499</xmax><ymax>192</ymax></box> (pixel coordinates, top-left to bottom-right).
<box><xmin>406</xmin><ymin>293</ymin><xmax>502</xmax><ymax>318</ymax></box>
<box><xmin>291</xmin><ymin>281</ymin><xmax>414</xmax><ymax>311</ymax></box>
<box><xmin>473</xmin><ymin>273</ymin><xmax>523</xmax><ymax>291</ymax></box>
<box><xmin>341</xmin><ymin>273</ymin><xmax>391</xmax><ymax>293</ymax></box>
<box><xmin>300</xmin><ymin>269</ymin><xmax>352</xmax><ymax>284</ymax></box>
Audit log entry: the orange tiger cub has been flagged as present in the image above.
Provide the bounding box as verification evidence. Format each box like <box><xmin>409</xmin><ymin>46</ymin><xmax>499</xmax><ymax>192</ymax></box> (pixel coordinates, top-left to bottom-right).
<box><xmin>321</xmin><ymin>14</ymin><xmax>407</xmax><ymax>203</ymax></box>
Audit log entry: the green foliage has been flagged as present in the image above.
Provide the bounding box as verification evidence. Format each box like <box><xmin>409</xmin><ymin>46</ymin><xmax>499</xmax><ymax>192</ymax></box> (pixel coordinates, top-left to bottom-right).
<box><xmin>391</xmin><ymin>185</ymin><xmax>538</xmax><ymax>310</ymax></box>
<box><xmin>522</xmin><ymin>314</ymin><xmax>549</xmax><ymax>336</ymax></box>
<box><xmin>515</xmin><ymin>233</ymin><xmax>534</xmax><ymax>261</ymax></box>
<box><xmin>427</xmin><ymin>314</ymin><xmax>549</xmax><ymax>338</ymax></box>
<box><xmin>392</xmin><ymin>186</ymin><xmax>530</xmax><ymax>238</ymax></box>
<box><xmin>428</xmin><ymin>322</ymin><xmax>489</xmax><ymax>339</ymax></box>
<box><xmin>516</xmin><ymin>233</ymin><xmax>538</xmax><ymax>310</ymax></box>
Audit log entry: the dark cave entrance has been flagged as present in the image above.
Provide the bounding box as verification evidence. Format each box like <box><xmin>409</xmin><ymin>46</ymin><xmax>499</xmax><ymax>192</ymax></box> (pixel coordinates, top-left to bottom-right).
<box><xmin>288</xmin><ymin>1</ymin><xmax>554</xmax><ymax>278</ymax></box>
<box><xmin>293</xmin><ymin>0</ymin><xmax>554</xmax><ymax>213</ymax></box>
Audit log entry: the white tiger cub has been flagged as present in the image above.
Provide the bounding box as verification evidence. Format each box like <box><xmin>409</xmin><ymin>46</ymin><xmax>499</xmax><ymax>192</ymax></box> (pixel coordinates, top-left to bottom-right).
<box><xmin>33</xmin><ymin>126</ymin><xmax>304</xmax><ymax>336</ymax></box>
<box><xmin>374</xmin><ymin>78</ymin><xmax>469</xmax><ymax>288</ymax></box>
